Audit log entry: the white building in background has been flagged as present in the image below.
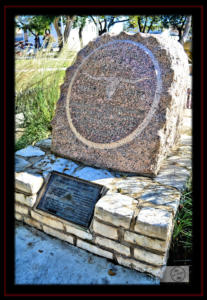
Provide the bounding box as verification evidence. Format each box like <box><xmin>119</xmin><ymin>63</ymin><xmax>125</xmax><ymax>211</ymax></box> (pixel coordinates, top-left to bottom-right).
<box><xmin>68</xmin><ymin>18</ymin><xmax>98</xmax><ymax>51</ymax></box>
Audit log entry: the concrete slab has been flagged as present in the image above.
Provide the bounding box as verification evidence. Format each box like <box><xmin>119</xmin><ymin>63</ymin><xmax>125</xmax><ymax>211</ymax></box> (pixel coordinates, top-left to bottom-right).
<box><xmin>15</xmin><ymin>221</ymin><xmax>159</xmax><ymax>285</ymax></box>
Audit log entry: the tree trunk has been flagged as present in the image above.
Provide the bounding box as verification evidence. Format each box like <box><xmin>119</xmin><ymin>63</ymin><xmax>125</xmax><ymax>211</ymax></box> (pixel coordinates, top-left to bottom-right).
<box><xmin>180</xmin><ymin>16</ymin><xmax>192</xmax><ymax>45</ymax></box>
<box><xmin>137</xmin><ymin>17</ymin><xmax>142</xmax><ymax>32</ymax></box>
<box><xmin>23</xmin><ymin>29</ymin><xmax>28</xmax><ymax>42</ymax></box>
<box><xmin>99</xmin><ymin>28</ymin><xmax>107</xmax><ymax>36</ymax></box>
<box><xmin>147</xmin><ymin>17</ymin><xmax>155</xmax><ymax>33</ymax></box>
<box><xmin>79</xmin><ymin>26</ymin><xmax>84</xmax><ymax>48</ymax></box>
<box><xmin>143</xmin><ymin>16</ymin><xmax>148</xmax><ymax>33</ymax></box>
<box><xmin>178</xmin><ymin>28</ymin><xmax>183</xmax><ymax>43</ymax></box>
<box><xmin>64</xmin><ymin>15</ymin><xmax>76</xmax><ymax>44</ymax></box>
<box><xmin>53</xmin><ymin>17</ymin><xmax>63</xmax><ymax>51</ymax></box>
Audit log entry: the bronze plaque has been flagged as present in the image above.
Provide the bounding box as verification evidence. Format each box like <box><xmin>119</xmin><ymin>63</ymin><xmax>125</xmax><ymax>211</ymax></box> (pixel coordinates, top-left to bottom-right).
<box><xmin>36</xmin><ymin>171</ymin><xmax>108</xmax><ymax>228</ymax></box>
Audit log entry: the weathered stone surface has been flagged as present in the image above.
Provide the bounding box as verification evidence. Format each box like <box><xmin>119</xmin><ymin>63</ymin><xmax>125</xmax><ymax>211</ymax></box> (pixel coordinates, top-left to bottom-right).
<box><xmin>35</xmin><ymin>138</ymin><xmax>52</xmax><ymax>151</ymax></box>
<box><xmin>15</xmin><ymin>156</ymin><xmax>32</xmax><ymax>172</ymax></box>
<box><xmin>134</xmin><ymin>207</ymin><xmax>173</xmax><ymax>240</ymax></box>
<box><xmin>31</xmin><ymin>211</ymin><xmax>64</xmax><ymax>230</ymax></box>
<box><xmin>51</xmin><ymin>31</ymin><xmax>189</xmax><ymax>175</ymax></box>
<box><xmin>15</xmin><ymin>212</ymin><xmax>23</xmax><ymax>221</ymax></box>
<box><xmin>33</xmin><ymin>154</ymin><xmax>78</xmax><ymax>174</ymax></box>
<box><xmin>65</xmin><ymin>223</ymin><xmax>93</xmax><ymax>241</ymax></box>
<box><xmin>92</xmin><ymin>219</ymin><xmax>118</xmax><ymax>240</ymax></box>
<box><xmin>124</xmin><ymin>230</ymin><xmax>168</xmax><ymax>253</ymax></box>
<box><xmin>94</xmin><ymin>193</ymin><xmax>138</xmax><ymax>229</ymax></box>
<box><xmin>16</xmin><ymin>146</ymin><xmax>45</xmax><ymax>157</ymax></box>
<box><xmin>154</xmin><ymin>164</ymin><xmax>190</xmax><ymax>191</ymax></box>
<box><xmin>43</xmin><ymin>225</ymin><xmax>74</xmax><ymax>244</ymax></box>
<box><xmin>116</xmin><ymin>255</ymin><xmax>165</xmax><ymax>278</ymax></box>
<box><xmin>15</xmin><ymin>172</ymin><xmax>44</xmax><ymax>194</ymax></box>
<box><xmin>15</xmin><ymin>203</ymin><xmax>29</xmax><ymax>215</ymax></box>
<box><xmin>15</xmin><ymin>193</ymin><xmax>37</xmax><ymax>207</ymax></box>
<box><xmin>77</xmin><ymin>239</ymin><xmax>113</xmax><ymax>259</ymax></box>
<box><xmin>134</xmin><ymin>247</ymin><xmax>166</xmax><ymax>266</ymax></box>
<box><xmin>72</xmin><ymin>166</ymin><xmax>113</xmax><ymax>181</ymax></box>
<box><xmin>95</xmin><ymin>236</ymin><xmax>130</xmax><ymax>256</ymax></box>
<box><xmin>100</xmin><ymin>177</ymin><xmax>153</xmax><ymax>197</ymax></box>
<box><xmin>138</xmin><ymin>184</ymin><xmax>181</xmax><ymax>214</ymax></box>
<box><xmin>24</xmin><ymin>217</ymin><xmax>42</xmax><ymax>230</ymax></box>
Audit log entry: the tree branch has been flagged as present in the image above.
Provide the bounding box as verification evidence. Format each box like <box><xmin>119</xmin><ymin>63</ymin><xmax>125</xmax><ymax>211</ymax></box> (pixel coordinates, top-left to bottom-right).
<box><xmin>143</xmin><ymin>16</ymin><xmax>148</xmax><ymax>33</ymax></box>
<box><xmin>180</xmin><ymin>16</ymin><xmax>192</xmax><ymax>45</ymax></box>
<box><xmin>90</xmin><ymin>16</ymin><xmax>97</xmax><ymax>26</ymax></box>
<box><xmin>112</xmin><ymin>18</ymin><xmax>130</xmax><ymax>24</ymax></box>
<box><xmin>18</xmin><ymin>19</ymin><xmax>36</xmax><ymax>36</ymax></box>
<box><xmin>137</xmin><ymin>17</ymin><xmax>142</xmax><ymax>32</ymax></box>
<box><xmin>147</xmin><ymin>16</ymin><xmax>155</xmax><ymax>33</ymax></box>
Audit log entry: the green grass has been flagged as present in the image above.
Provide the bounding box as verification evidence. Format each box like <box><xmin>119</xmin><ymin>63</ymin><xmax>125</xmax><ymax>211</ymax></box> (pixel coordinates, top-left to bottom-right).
<box><xmin>168</xmin><ymin>176</ymin><xmax>192</xmax><ymax>265</ymax></box>
<box><xmin>15</xmin><ymin>46</ymin><xmax>77</xmax><ymax>151</ymax></box>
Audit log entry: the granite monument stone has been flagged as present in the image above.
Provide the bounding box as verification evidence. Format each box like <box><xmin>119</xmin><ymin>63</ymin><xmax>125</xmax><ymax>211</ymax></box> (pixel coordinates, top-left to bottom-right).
<box><xmin>51</xmin><ymin>32</ymin><xmax>189</xmax><ymax>175</ymax></box>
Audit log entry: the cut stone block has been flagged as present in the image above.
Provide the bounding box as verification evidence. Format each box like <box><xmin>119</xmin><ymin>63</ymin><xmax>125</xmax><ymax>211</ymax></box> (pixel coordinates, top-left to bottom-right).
<box><xmin>15</xmin><ymin>204</ymin><xmax>29</xmax><ymax>215</ymax></box>
<box><xmin>35</xmin><ymin>138</ymin><xmax>52</xmax><ymax>151</ymax></box>
<box><xmin>124</xmin><ymin>230</ymin><xmax>168</xmax><ymax>253</ymax></box>
<box><xmin>92</xmin><ymin>219</ymin><xmax>118</xmax><ymax>240</ymax></box>
<box><xmin>15</xmin><ymin>212</ymin><xmax>23</xmax><ymax>221</ymax></box>
<box><xmin>94</xmin><ymin>193</ymin><xmax>138</xmax><ymax>229</ymax></box>
<box><xmin>77</xmin><ymin>239</ymin><xmax>113</xmax><ymax>260</ymax></box>
<box><xmin>33</xmin><ymin>155</ymin><xmax>78</xmax><ymax>174</ymax></box>
<box><xmin>116</xmin><ymin>255</ymin><xmax>165</xmax><ymax>278</ymax></box>
<box><xmin>15</xmin><ymin>156</ymin><xmax>32</xmax><ymax>172</ymax></box>
<box><xmin>95</xmin><ymin>236</ymin><xmax>130</xmax><ymax>256</ymax></box>
<box><xmin>31</xmin><ymin>211</ymin><xmax>64</xmax><ymax>231</ymax></box>
<box><xmin>15</xmin><ymin>172</ymin><xmax>44</xmax><ymax>195</ymax></box>
<box><xmin>72</xmin><ymin>166</ymin><xmax>113</xmax><ymax>181</ymax></box>
<box><xmin>134</xmin><ymin>247</ymin><xmax>166</xmax><ymax>266</ymax></box>
<box><xmin>24</xmin><ymin>217</ymin><xmax>42</xmax><ymax>230</ymax></box>
<box><xmin>134</xmin><ymin>207</ymin><xmax>173</xmax><ymax>240</ymax></box>
<box><xmin>43</xmin><ymin>225</ymin><xmax>74</xmax><ymax>244</ymax></box>
<box><xmin>51</xmin><ymin>31</ymin><xmax>189</xmax><ymax>175</ymax></box>
<box><xmin>65</xmin><ymin>223</ymin><xmax>93</xmax><ymax>241</ymax></box>
<box><xmin>15</xmin><ymin>193</ymin><xmax>37</xmax><ymax>207</ymax></box>
<box><xmin>154</xmin><ymin>164</ymin><xmax>191</xmax><ymax>191</ymax></box>
<box><xmin>16</xmin><ymin>146</ymin><xmax>45</xmax><ymax>157</ymax></box>
<box><xmin>138</xmin><ymin>184</ymin><xmax>181</xmax><ymax>214</ymax></box>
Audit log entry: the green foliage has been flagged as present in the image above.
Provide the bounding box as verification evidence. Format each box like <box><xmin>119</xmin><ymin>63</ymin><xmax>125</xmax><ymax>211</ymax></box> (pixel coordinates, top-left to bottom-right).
<box><xmin>128</xmin><ymin>15</ymin><xmax>163</xmax><ymax>33</ymax></box>
<box><xmin>168</xmin><ymin>176</ymin><xmax>192</xmax><ymax>264</ymax></box>
<box><xmin>15</xmin><ymin>81</ymin><xmax>59</xmax><ymax>151</ymax></box>
<box><xmin>161</xmin><ymin>15</ymin><xmax>191</xmax><ymax>42</ymax></box>
<box><xmin>72</xmin><ymin>16</ymin><xmax>88</xmax><ymax>29</ymax></box>
<box><xmin>15</xmin><ymin>15</ymin><xmax>54</xmax><ymax>35</ymax></box>
<box><xmin>15</xmin><ymin>45</ymin><xmax>77</xmax><ymax>150</ymax></box>
<box><xmin>161</xmin><ymin>15</ymin><xmax>187</xmax><ymax>31</ymax></box>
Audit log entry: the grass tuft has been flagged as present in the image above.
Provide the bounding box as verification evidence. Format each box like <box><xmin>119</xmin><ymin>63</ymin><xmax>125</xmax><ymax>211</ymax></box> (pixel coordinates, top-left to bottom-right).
<box><xmin>15</xmin><ymin>45</ymin><xmax>77</xmax><ymax>151</ymax></box>
<box><xmin>168</xmin><ymin>175</ymin><xmax>192</xmax><ymax>265</ymax></box>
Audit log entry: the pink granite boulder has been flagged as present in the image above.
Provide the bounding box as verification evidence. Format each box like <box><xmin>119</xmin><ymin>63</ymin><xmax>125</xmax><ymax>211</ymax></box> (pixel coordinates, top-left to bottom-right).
<box><xmin>51</xmin><ymin>32</ymin><xmax>189</xmax><ymax>176</ymax></box>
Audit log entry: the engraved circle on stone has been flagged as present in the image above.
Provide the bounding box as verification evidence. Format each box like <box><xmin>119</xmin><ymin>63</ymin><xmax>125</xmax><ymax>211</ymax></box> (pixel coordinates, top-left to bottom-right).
<box><xmin>66</xmin><ymin>39</ymin><xmax>162</xmax><ymax>149</ymax></box>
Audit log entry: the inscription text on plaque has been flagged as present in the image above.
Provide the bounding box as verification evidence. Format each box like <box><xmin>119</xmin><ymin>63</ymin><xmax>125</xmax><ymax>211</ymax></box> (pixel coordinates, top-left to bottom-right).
<box><xmin>36</xmin><ymin>171</ymin><xmax>108</xmax><ymax>228</ymax></box>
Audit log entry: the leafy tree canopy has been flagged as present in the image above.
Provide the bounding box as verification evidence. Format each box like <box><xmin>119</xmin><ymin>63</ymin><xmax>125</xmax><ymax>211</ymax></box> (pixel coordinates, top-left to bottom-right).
<box><xmin>127</xmin><ymin>15</ymin><xmax>163</xmax><ymax>33</ymax></box>
<box><xmin>15</xmin><ymin>15</ymin><xmax>54</xmax><ymax>36</ymax></box>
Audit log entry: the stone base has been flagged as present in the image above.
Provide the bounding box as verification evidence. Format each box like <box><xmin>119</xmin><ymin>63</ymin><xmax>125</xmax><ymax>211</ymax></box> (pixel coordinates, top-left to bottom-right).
<box><xmin>14</xmin><ymin>110</ymin><xmax>192</xmax><ymax>279</ymax></box>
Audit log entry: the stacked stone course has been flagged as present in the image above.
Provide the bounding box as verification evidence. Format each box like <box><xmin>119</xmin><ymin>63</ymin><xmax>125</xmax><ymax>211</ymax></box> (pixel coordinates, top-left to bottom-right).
<box><xmin>14</xmin><ymin>111</ymin><xmax>191</xmax><ymax>278</ymax></box>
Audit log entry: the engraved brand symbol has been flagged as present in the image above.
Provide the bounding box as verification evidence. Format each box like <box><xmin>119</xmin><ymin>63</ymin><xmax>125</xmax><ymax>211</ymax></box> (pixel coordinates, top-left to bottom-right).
<box><xmin>83</xmin><ymin>72</ymin><xmax>151</xmax><ymax>99</ymax></box>
<box><xmin>66</xmin><ymin>39</ymin><xmax>162</xmax><ymax>150</ymax></box>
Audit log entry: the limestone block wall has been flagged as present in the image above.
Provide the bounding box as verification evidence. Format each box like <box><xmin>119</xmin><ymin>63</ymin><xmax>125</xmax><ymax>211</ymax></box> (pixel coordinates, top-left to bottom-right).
<box><xmin>14</xmin><ymin>110</ymin><xmax>192</xmax><ymax>279</ymax></box>
<box><xmin>15</xmin><ymin>180</ymin><xmax>176</xmax><ymax>278</ymax></box>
